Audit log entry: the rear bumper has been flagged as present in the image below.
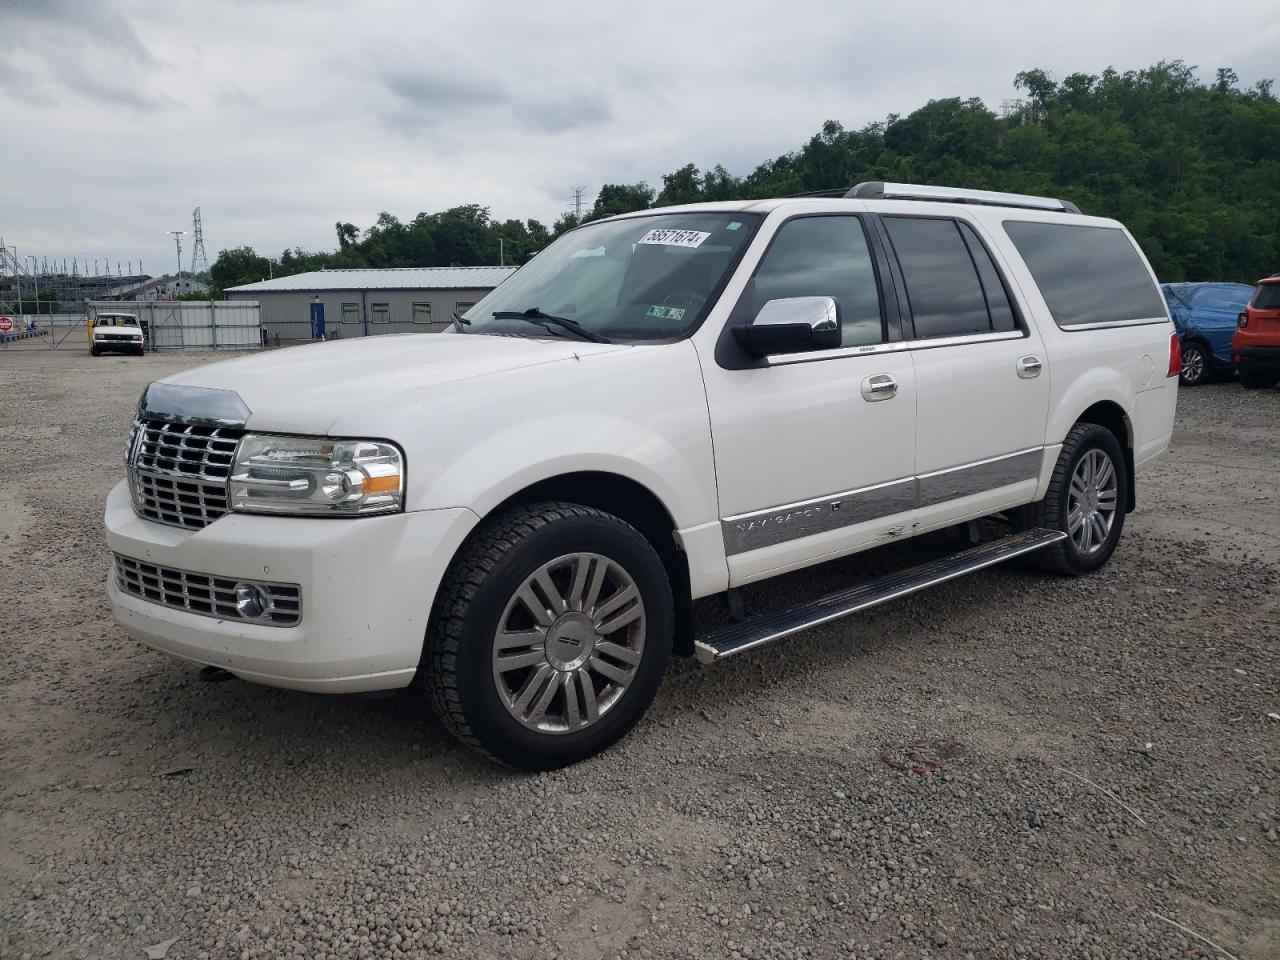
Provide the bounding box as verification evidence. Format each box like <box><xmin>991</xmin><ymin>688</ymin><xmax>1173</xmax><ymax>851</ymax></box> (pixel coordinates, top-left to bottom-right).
<box><xmin>1234</xmin><ymin>345</ymin><xmax>1280</xmax><ymax>373</ymax></box>
<box><xmin>104</xmin><ymin>480</ymin><xmax>478</xmax><ymax>692</ymax></box>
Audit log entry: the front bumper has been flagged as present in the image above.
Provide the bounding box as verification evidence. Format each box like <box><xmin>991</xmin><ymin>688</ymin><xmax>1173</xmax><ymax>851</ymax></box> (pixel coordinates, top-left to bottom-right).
<box><xmin>104</xmin><ymin>481</ymin><xmax>477</xmax><ymax>692</ymax></box>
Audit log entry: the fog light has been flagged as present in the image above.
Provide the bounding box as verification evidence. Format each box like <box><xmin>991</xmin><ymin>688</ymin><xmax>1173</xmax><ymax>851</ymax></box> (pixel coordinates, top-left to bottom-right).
<box><xmin>234</xmin><ymin>582</ymin><xmax>268</xmax><ymax>620</ymax></box>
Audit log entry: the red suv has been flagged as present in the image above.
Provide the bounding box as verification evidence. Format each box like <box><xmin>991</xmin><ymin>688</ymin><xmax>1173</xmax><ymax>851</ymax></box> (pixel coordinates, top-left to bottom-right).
<box><xmin>1233</xmin><ymin>275</ymin><xmax>1280</xmax><ymax>389</ymax></box>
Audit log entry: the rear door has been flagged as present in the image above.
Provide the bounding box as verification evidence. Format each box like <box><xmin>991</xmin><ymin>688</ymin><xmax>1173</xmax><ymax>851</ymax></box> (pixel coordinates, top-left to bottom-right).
<box><xmin>876</xmin><ymin>214</ymin><xmax>1050</xmax><ymax>532</ymax></box>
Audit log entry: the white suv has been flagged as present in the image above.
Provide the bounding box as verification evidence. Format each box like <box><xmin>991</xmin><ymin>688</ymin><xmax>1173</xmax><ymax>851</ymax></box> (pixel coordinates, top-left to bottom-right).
<box><xmin>105</xmin><ymin>182</ymin><xmax>1179</xmax><ymax>768</ymax></box>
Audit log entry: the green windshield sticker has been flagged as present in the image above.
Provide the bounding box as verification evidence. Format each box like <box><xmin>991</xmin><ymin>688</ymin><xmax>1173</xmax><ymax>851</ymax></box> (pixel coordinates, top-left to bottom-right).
<box><xmin>645</xmin><ymin>305</ymin><xmax>686</xmax><ymax>321</ymax></box>
<box><xmin>726</xmin><ymin>221</ymin><xmax>742</xmax><ymax>230</ymax></box>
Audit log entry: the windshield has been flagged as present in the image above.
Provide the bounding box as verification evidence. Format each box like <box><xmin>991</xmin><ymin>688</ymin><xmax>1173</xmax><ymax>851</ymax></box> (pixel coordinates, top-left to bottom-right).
<box><xmin>461</xmin><ymin>211</ymin><xmax>761</xmax><ymax>341</ymax></box>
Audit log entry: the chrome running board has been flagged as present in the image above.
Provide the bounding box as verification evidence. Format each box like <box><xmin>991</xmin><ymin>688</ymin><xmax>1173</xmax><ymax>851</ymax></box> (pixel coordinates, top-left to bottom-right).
<box><xmin>693</xmin><ymin>528</ymin><xmax>1067</xmax><ymax>664</ymax></box>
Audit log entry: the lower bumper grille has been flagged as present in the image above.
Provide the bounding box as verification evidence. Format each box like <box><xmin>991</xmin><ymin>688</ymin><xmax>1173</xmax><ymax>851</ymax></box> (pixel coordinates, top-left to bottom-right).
<box><xmin>113</xmin><ymin>554</ymin><xmax>302</xmax><ymax>627</ymax></box>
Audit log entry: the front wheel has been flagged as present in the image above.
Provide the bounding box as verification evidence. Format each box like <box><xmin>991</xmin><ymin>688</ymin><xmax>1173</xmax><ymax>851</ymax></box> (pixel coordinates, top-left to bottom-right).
<box><xmin>1017</xmin><ymin>423</ymin><xmax>1127</xmax><ymax>575</ymax></box>
<box><xmin>423</xmin><ymin>502</ymin><xmax>673</xmax><ymax>769</ymax></box>
<box><xmin>1179</xmin><ymin>342</ymin><xmax>1208</xmax><ymax>386</ymax></box>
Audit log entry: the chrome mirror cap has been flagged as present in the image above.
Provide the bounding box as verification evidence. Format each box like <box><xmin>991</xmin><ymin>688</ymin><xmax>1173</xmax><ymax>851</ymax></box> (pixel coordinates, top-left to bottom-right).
<box><xmin>754</xmin><ymin>296</ymin><xmax>839</xmax><ymax>334</ymax></box>
<box><xmin>732</xmin><ymin>296</ymin><xmax>842</xmax><ymax>357</ymax></box>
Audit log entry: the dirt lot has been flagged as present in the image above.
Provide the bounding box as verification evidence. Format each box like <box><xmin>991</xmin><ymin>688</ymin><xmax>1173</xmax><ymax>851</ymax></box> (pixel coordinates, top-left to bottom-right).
<box><xmin>1</xmin><ymin>348</ymin><xmax>1277</xmax><ymax>960</ymax></box>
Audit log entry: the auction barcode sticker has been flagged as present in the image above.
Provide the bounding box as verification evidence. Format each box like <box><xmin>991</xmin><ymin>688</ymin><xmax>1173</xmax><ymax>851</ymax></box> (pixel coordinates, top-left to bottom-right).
<box><xmin>637</xmin><ymin>228</ymin><xmax>711</xmax><ymax>248</ymax></box>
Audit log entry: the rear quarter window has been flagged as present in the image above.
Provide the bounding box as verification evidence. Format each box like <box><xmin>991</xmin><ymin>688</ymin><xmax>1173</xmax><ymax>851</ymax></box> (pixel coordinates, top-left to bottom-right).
<box><xmin>1003</xmin><ymin>221</ymin><xmax>1167</xmax><ymax>328</ymax></box>
<box><xmin>1253</xmin><ymin>284</ymin><xmax>1280</xmax><ymax>310</ymax></box>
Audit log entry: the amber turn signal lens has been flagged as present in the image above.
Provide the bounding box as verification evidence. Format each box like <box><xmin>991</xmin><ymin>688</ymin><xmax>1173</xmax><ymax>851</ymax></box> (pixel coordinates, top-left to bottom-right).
<box><xmin>362</xmin><ymin>474</ymin><xmax>401</xmax><ymax>495</ymax></box>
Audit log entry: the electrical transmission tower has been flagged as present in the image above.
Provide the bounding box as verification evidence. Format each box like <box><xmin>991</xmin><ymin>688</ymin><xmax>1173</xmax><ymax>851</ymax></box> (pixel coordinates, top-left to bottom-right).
<box><xmin>189</xmin><ymin>207</ymin><xmax>209</xmax><ymax>275</ymax></box>
<box><xmin>572</xmin><ymin>187</ymin><xmax>587</xmax><ymax>221</ymax></box>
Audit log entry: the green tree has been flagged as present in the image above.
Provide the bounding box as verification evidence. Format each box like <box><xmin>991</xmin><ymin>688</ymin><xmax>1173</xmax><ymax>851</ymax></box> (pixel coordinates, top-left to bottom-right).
<box><xmin>212</xmin><ymin>62</ymin><xmax>1280</xmax><ymax>288</ymax></box>
<box><xmin>210</xmin><ymin>246</ymin><xmax>273</xmax><ymax>291</ymax></box>
<box><xmin>589</xmin><ymin>183</ymin><xmax>656</xmax><ymax>220</ymax></box>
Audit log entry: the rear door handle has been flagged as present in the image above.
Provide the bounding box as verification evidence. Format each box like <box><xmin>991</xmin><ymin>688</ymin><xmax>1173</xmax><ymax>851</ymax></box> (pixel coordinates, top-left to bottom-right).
<box><xmin>1017</xmin><ymin>355</ymin><xmax>1042</xmax><ymax>379</ymax></box>
<box><xmin>861</xmin><ymin>374</ymin><xmax>898</xmax><ymax>401</ymax></box>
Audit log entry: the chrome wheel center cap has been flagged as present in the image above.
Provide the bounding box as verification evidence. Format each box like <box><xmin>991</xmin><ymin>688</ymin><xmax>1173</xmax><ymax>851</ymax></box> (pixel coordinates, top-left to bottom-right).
<box><xmin>544</xmin><ymin>613</ymin><xmax>597</xmax><ymax>671</ymax></box>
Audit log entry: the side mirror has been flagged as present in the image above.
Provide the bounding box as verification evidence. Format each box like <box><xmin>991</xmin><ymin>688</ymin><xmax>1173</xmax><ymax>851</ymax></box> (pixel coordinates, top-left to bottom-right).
<box><xmin>732</xmin><ymin>296</ymin><xmax>841</xmax><ymax>356</ymax></box>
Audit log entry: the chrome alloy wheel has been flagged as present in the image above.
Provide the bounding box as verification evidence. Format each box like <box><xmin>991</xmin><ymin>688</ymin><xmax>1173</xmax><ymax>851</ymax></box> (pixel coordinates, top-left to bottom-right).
<box><xmin>1067</xmin><ymin>448</ymin><xmax>1119</xmax><ymax>555</ymax></box>
<box><xmin>491</xmin><ymin>553</ymin><xmax>646</xmax><ymax>733</ymax></box>
<box><xmin>1181</xmin><ymin>345</ymin><xmax>1204</xmax><ymax>383</ymax></box>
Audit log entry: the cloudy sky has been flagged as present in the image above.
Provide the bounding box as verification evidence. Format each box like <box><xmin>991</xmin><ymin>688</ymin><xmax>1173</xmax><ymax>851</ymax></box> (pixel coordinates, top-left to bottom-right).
<box><xmin>2</xmin><ymin>0</ymin><xmax>1275</xmax><ymax>276</ymax></box>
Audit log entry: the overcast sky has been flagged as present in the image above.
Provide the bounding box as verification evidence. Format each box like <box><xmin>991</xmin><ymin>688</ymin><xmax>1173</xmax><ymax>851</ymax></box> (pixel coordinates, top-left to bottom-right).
<box><xmin>2</xmin><ymin>0</ymin><xmax>1276</xmax><ymax>276</ymax></box>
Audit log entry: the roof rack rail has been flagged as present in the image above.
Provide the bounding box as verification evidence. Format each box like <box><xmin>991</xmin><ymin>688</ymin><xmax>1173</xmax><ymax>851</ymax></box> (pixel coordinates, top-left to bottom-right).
<box><xmin>845</xmin><ymin>181</ymin><xmax>1081</xmax><ymax>215</ymax></box>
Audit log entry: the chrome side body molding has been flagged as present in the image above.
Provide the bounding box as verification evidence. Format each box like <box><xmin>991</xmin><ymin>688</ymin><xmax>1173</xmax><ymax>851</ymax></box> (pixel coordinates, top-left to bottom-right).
<box><xmin>720</xmin><ymin>448</ymin><xmax>1045</xmax><ymax>556</ymax></box>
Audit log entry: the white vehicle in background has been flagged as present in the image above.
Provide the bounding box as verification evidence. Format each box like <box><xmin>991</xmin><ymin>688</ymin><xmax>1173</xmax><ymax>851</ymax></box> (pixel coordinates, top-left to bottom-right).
<box><xmin>104</xmin><ymin>182</ymin><xmax>1178</xmax><ymax>769</ymax></box>
<box><xmin>90</xmin><ymin>312</ymin><xmax>145</xmax><ymax>356</ymax></box>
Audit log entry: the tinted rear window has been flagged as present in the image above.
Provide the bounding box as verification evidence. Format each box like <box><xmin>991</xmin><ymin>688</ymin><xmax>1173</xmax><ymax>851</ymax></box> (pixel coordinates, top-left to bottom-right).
<box><xmin>883</xmin><ymin>216</ymin><xmax>992</xmax><ymax>339</ymax></box>
<box><xmin>1253</xmin><ymin>284</ymin><xmax>1280</xmax><ymax>310</ymax></box>
<box><xmin>1003</xmin><ymin>221</ymin><xmax>1166</xmax><ymax>328</ymax></box>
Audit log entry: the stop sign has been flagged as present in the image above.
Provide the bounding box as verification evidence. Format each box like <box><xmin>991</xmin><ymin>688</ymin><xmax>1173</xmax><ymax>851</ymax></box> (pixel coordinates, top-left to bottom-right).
<box><xmin>0</xmin><ymin>317</ymin><xmax>13</xmax><ymax>332</ymax></box>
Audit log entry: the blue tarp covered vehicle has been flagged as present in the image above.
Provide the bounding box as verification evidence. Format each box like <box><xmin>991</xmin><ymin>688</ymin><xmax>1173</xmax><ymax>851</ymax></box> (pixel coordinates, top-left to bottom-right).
<box><xmin>1161</xmin><ymin>282</ymin><xmax>1254</xmax><ymax>386</ymax></box>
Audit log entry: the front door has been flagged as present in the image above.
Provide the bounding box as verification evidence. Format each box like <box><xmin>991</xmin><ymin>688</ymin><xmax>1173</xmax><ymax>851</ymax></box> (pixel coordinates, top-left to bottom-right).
<box><xmin>699</xmin><ymin>213</ymin><xmax>918</xmax><ymax>586</ymax></box>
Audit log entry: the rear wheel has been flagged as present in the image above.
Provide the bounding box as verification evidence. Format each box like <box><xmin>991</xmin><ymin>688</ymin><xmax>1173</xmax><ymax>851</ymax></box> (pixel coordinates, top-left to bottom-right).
<box><xmin>1240</xmin><ymin>368</ymin><xmax>1278</xmax><ymax>390</ymax></box>
<box><xmin>1017</xmin><ymin>423</ymin><xmax>1127</xmax><ymax>575</ymax></box>
<box><xmin>423</xmin><ymin>502</ymin><xmax>673</xmax><ymax>769</ymax></box>
<box><xmin>1179</xmin><ymin>341</ymin><xmax>1209</xmax><ymax>386</ymax></box>
<box><xmin>90</xmin><ymin>345</ymin><xmax>101</xmax><ymax>356</ymax></box>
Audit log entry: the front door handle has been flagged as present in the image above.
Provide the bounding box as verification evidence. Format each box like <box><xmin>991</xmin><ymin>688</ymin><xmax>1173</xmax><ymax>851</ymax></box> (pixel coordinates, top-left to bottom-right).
<box><xmin>861</xmin><ymin>373</ymin><xmax>898</xmax><ymax>401</ymax></box>
<box><xmin>1017</xmin><ymin>355</ymin><xmax>1043</xmax><ymax>379</ymax></box>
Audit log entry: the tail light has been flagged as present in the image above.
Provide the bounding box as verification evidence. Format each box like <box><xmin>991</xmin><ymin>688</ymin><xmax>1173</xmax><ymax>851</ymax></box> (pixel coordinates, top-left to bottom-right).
<box><xmin>1238</xmin><ymin>311</ymin><xmax>1249</xmax><ymax>329</ymax></box>
<box><xmin>1167</xmin><ymin>333</ymin><xmax>1181</xmax><ymax>378</ymax></box>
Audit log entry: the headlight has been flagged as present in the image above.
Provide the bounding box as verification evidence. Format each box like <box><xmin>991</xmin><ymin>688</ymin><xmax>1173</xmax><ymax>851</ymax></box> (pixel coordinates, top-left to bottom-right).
<box><xmin>229</xmin><ymin>434</ymin><xmax>404</xmax><ymax>517</ymax></box>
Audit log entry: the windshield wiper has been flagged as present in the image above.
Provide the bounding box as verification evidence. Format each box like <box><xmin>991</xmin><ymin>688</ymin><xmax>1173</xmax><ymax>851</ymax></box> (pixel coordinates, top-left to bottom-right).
<box><xmin>451</xmin><ymin>311</ymin><xmax>471</xmax><ymax>332</ymax></box>
<box><xmin>492</xmin><ymin>308</ymin><xmax>610</xmax><ymax>344</ymax></box>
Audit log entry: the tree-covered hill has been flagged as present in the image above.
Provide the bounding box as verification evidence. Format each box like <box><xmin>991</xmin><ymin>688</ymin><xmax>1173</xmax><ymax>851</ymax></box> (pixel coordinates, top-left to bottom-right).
<box><xmin>212</xmin><ymin>61</ymin><xmax>1278</xmax><ymax>291</ymax></box>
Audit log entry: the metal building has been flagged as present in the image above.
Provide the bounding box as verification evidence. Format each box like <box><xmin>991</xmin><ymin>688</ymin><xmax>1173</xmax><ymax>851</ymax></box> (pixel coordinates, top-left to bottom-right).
<box><xmin>224</xmin><ymin>266</ymin><xmax>517</xmax><ymax>343</ymax></box>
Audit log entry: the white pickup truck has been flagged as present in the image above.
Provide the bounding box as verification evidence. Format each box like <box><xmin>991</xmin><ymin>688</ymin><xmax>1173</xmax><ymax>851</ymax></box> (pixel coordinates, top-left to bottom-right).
<box><xmin>105</xmin><ymin>182</ymin><xmax>1179</xmax><ymax>768</ymax></box>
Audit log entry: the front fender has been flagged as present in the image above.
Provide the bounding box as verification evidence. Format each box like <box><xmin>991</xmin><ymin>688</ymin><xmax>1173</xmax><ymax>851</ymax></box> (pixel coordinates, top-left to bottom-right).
<box><xmin>393</xmin><ymin>342</ymin><xmax>719</xmax><ymax>531</ymax></box>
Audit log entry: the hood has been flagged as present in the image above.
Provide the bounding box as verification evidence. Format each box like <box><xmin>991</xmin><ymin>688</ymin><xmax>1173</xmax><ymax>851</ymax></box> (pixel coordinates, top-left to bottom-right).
<box><xmin>163</xmin><ymin>333</ymin><xmax>629</xmax><ymax>433</ymax></box>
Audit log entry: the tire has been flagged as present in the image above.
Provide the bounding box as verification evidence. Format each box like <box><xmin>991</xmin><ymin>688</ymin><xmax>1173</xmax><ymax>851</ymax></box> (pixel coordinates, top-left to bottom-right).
<box><xmin>1178</xmin><ymin>341</ymin><xmax>1209</xmax><ymax>386</ymax></box>
<box><xmin>1015</xmin><ymin>422</ymin><xmax>1127</xmax><ymax>575</ymax></box>
<box><xmin>133</xmin><ymin>347</ymin><xmax>145</xmax><ymax>357</ymax></box>
<box><xmin>90</xmin><ymin>346</ymin><xmax>101</xmax><ymax>357</ymax></box>
<box><xmin>1240</xmin><ymin>368</ymin><xmax>1278</xmax><ymax>390</ymax></box>
<box><xmin>423</xmin><ymin>502</ymin><xmax>673</xmax><ymax>770</ymax></box>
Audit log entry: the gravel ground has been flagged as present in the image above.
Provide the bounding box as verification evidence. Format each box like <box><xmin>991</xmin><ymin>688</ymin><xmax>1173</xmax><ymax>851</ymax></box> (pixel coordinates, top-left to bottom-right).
<box><xmin>1</xmin><ymin>348</ymin><xmax>1277</xmax><ymax>960</ymax></box>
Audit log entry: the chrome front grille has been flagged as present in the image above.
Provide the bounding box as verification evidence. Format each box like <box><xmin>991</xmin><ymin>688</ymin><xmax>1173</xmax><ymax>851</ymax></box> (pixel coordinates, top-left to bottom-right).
<box><xmin>128</xmin><ymin>419</ymin><xmax>244</xmax><ymax>529</ymax></box>
<box><xmin>113</xmin><ymin>554</ymin><xmax>301</xmax><ymax>626</ymax></box>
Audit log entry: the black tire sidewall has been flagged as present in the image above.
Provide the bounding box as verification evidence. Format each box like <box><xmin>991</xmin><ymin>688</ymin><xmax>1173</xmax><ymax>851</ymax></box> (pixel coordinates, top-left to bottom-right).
<box><xmin>1240</xmin><ymin>369</ymin><xmax>1277</xmax><ymax>390</ymax></box>
<box><xmin>451</xmin><ymin>514</ymin><xmax>673</xmax><ymax>769</ymax></box>
<box><xmin>1052</xmin><ymin>426</ymin><xmax>1127</xmax><ymax>573</ymax></box>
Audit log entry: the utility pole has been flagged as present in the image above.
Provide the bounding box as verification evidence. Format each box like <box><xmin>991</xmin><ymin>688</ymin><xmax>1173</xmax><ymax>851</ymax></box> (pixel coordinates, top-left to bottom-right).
<box><xmin>572</xmin><ymin>186</ymin><xmax>586</xmax><ymax>222</ymax></box>
<box><xmin>499</xmin><ymin>238</ymin><xmax>504</xmax><ymax>267</ymax></box>
<box><xmin>167</xmin><ymin>230</ymin><xmax>187</xmax><ymax>278</ymax></box>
